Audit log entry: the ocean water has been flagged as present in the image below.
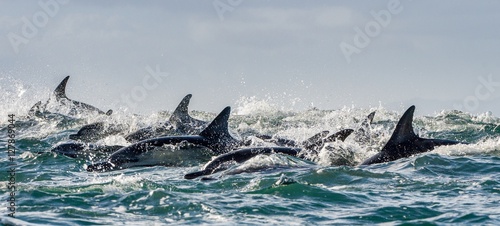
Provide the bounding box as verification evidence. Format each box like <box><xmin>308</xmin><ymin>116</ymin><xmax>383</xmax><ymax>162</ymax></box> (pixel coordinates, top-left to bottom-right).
<box><xmin>2</xmin><ymin>82</ymin><xmax>500</xmax><ymax>225</ymax></box>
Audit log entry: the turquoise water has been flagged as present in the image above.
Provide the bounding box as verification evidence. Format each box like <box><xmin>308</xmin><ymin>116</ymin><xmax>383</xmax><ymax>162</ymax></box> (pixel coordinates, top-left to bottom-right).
<box><xmin>2</xmin><ymin>102</ymin><xmax>500</xmax><ymax>225</ymax></box>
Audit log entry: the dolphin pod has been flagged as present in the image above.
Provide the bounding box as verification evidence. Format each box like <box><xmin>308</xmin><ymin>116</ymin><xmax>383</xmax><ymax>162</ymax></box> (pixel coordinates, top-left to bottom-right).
<box><xmin>36</xmin><ymin>76</ymin><xmax>467</xmax><ymax>177</ymax></box>
<box><xmin>84</xmin><ymin>106</ymin><xmax>350</xmax><ymax>172</ymax></box>
<box><xmin>67</xmin><ymin>94</ymin><xmax>208</xmax><ymax>143</ymax></box>
<box><xmin>184</xmin><ymin>129</ymin><xmax>354</xmax><ymax>179</ymax></box>
<box><xmin>50</xmin><ymin>93</ymin><xmax>211</xmax><ymax>160</ymax></box>
<box><xmin>84</xmin><ymin>111</ymin><xmax>357</xmax><ymax>172</ymax></box>
<box><xmin>184</xmin><ymin>105</ymin><xmax>465</xmax><ymax>179</ymax></box>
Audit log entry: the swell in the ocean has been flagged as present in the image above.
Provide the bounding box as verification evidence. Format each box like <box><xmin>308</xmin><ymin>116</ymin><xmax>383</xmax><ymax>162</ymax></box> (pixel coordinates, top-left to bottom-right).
<box><xmin>1</xmin><ymin>78</ymin><xmax>500</xmax><ymax>225</ymax></box>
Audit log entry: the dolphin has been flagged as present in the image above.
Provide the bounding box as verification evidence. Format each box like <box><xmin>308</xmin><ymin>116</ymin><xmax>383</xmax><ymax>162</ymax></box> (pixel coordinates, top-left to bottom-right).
<box><xmin>86</xmin><ymin>106</ymin><xmax>242</xmax><ymax>172</ymax></box>
<box><xmin>53</xmin><ymin>76</ymin><xmax>113</xmax><ymax>116</ymax></box>
<box><xmin>168</xmin><ymin>94</ymin><xmax>208</xmax><ymax>134</ymax></box>
<box><xmin>27</xmin><ymin>100</ymin><xmax>77</xmax><ymax>122</ymax></box>
<box><xmin>53</xmin><ymin>121</ymin><xmax>126</xmax><ymax>157</ymax></box>
<box><xmin>353</xmin><ymin>111</ymin><xmax>376</xmax><ymax>144</ymax></box>
<box><xmin>50</xmin><ymin>141</ymin><xmax>124</xmax><ymax>160</ymax></box>
<box><xmin>253</xmin><ymin>111</ymin><xmax>375</xmax><ymax>148</ymax></box>
<box><xmin>69</xmin><ymin>122</ymin><xmax>106</xmax><ymax>142</ymax></box>
<box><xmin>184</xmin><ymin>129</ymin><xmax>354</xmax><ymax>179</ymax></box>
<box><xmin>253</xmin><ymin>130</ymin><xmax>330</xmax><ymax>148</ymax></box>
<box><xmin>184</xmin><ymin>147</ymin><xmax>302</xmax><ymax>179</ymax></box>
<box><xmin>123</xmin><ymin>123</ymin><xmax>172</xmax><ymax>143</ymax></box>
<box><xmin>69</xmin><ymin>122</ymin><xmax>125</xmax><ymax>143</ymax></box>
<box><xmin>29</xmin><ymin>76</ymin><xmax>112</xmax><ymax>117</ymax></box>
<box><xmin>27</xmin><ymin>101</ymin><xmax>44</xmax><ymax>118</ymax></box>
<box><xmin>361</xmin><ymin>106</ymin><xmax>464</xmax><ymax>165</ymax></box>
<box><xmin>124</xmin><ymin>94</ymin><xmax>208</xmax><ymax>142</ymax></box>
<box><xmin>302</xmin><ymin>129</ymin><xmax>353</xmax><ymax>151</ymax></box>
<box><xmin>253</xmin><ymin>134</ymin><xmax>298</xmax><ymax>147</ymax></box>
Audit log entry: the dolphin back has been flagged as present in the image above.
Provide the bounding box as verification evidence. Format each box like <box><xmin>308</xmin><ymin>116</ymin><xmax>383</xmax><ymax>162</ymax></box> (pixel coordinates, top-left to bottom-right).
<box><xmin>361</xmin><ymin>106</ymin><xmax>463</xmax><ymax>165</ymax></box>
<box><xmin>169</xmin><ymin>94</ymin><xmax>208</xmax><ymax>133</ymax></box>
<box><xmin>184</xmin><ymin>147</ymin><xmax>302</xmax><ymax>179</ymax></box>
<box><xmin>52</xmin><ymin>76</ymin><xmax>112</xmax><ymax>115</ymax></box>
<box><xmin>199</xmin><ymin>107</ymin><xmax>241</xmax><ymax>153</ymax></box>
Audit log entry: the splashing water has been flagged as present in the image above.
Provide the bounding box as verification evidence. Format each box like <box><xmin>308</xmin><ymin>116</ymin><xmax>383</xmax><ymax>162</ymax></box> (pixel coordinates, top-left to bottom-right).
<box><xmin>1</xmin><ymin>81</ymin><xmax>500</xmax><ymax>225</ymax></box>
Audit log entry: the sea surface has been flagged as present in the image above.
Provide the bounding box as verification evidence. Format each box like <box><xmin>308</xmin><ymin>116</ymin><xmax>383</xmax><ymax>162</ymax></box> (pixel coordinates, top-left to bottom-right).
<box><xmin>2</xmin><ymin>88</ymin><xmax>500</xmax><ymax>225</ymax></box>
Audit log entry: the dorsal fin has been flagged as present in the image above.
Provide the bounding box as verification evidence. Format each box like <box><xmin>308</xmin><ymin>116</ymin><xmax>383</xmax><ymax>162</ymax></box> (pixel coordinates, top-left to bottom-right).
<box><xmin>199</xmin><ymin>107</ymin><xmax>240</xmax><ymax>153</ymax></box>
<box><xmin>169</xmin><ymin>94</ymin><xmax>193</xmax><ymax>124</ymax></box>
<box><xmin>359</xmin><ymin>111</ymin><xmax>376</xmax><ymax>128</ymax></box>
<box><xmin>303</xmin><ymin>129</ymin><xmax>353</xmax><ymax>150</ymax></box>
<box><xmin>386</xmin><ymin>106</ymin><xmax>418</xmax><ymax>145</ymax></box>
<box><xmin>324</xmin><ymin>129</ymin><xmax>354</xmax><ymax>142</ymax></box>
<box><xmin>199</xmin><ymin>106</ymin><xmax>231</xmax><ymax>139</ymax></box>
<box><xmin>28</xmin><ymin>101</ymin><xmax>43</xmax><ymax>116</ymax></box>
<box><xmin>367</xmin><ymin>111</ymin><xmax>376</xmax><ymax>124</ymax></box>
<box><xmin>301</xmin><ymin>131</ymin><xmax>329</xmax><ymax>147</ymax></box>
<box><xmin>354</xmin><ymin>111</ymin><xmax>376</xmax><ymax>144</ymax></box>
<box><xmin>54</xmin><ymin>76</ymin><xmax>70</xmax><ymax>100</ymax></box>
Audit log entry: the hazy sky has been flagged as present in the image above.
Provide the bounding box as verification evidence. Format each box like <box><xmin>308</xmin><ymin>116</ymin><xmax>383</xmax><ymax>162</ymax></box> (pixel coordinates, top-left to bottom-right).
<box><xmin>1</xmin><ymin>0</ymin><xmax>500</xmax><ymax>116</ymax></box>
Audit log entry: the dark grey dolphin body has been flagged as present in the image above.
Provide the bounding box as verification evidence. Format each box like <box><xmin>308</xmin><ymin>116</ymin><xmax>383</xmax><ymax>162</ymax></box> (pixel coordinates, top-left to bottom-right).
<box><xmin>53</xmin><ymin>76</ymin><xmax>113</xmax><ymax>115</ymax></box>
<box><xmin>86</xmin><ymin>107</ymin><xmax>242</xmax><ymax>172</ymax></box>
<box><xmin>353</xmin><ymin>111</ymin><xmax>376</xmax><ymax>144</ymax></box>
<box><xmin>184</xmin><ymin>129</ymin><xmax>354</xmax><ymax>179</ymax></box>
<box><xmin>29</xmin><ymin>76</ymin><xmax>112</xmax><ymax>117</ymax></box>
<box><xmin>184</xmin><ymin>147</ymin><xmax>302</xmax><ymax>179</ymax></box>
<box><xmin>361</xmin><ymin>106</ymin><xmax>464</xmax><ymax>165</ymax></box>
<box><xmin>124</xmin><ymin>94</ymin><xmax>208</xmax><ymax>142</ymax></box>
<box><xmin>50</xmin><ymin>142</ymin><xmax>124</xmax><ymax>160</ymax></box>
<box><xmin>168</xmin><ymin>94</ymin><xmax>207</xmax><ymax>134</ymax></box>
<box><xmin>122</xmin><ymin>124</ymin><xmax>172</xmax><ymax>143</ymax></box>
<box><xmin>253</xmin><ymin>111</ymin><xmax>375</xmax><ymax>147</ymax></box>
<box><xmin>28</xmin><ymin>101</ymin><xmax>45</xmax><ymax>118</ymax></box>
<box><xmin>27</xmin><ymin>100</ymin><xmax>77</xmax><ymax>122</ymax></box>
<box><xmin>54</xmin><ymin>121</ymin><xmax>129</xmax><ymax>158</ymax></box>
<box><xmin>69</xmin><ymin>122</ymin><xmax>125</xmax><ymax>143</ymax></box>
<box><xmin>254</xmin><ymin>130</ymin><xmax>330</xmax><ymax>148</ymax></box>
